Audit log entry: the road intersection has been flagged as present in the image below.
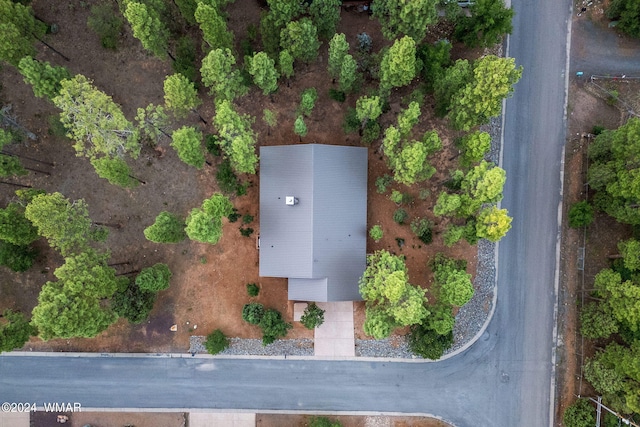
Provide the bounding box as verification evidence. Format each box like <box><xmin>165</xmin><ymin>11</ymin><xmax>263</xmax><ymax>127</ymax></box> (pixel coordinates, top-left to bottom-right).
<box><xmin>0</xmin><ymin>0</ymin><xmax>574</xmax><ymax>425</ymax></box>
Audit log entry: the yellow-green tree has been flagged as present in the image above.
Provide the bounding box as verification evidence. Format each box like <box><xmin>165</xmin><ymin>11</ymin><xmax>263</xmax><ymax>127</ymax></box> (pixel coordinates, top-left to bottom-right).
<box><xmin>53</xmin><ymin>75</ymin><xmax>140</xmax><ymax>160</ymax></box>
<box><xmin>359</xmin><ymin>250</ymin><xmax>429</xmax><ymax>339</ymax></box>
<box><xmin>372</xmin><ymin>0</ymin><xmax>438</xmax><ymax>42</ymax></box>
<box><xmin>448</xmin><ymin>55</ymin><xmax>523</xmax><ymax>131</ymax></box>
<box><xmin>476</xmin><ymin>206</ymin><xmax>512</xmax><ymax>242</ymax></box>
<box><xmin>379</xmin><ymin>36</ymin><xmax>417</xmax><ymax>95</ymax></box>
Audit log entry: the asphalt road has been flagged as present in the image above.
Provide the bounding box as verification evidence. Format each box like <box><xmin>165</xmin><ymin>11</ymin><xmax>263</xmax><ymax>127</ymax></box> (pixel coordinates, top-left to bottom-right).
<box><xmin>0</xmin><ymin>0</ymin><xmax>572</xmax><ymax>425</ymax></box>
<box><xmin>571</xmin><ymin>17</ymin><xmax>640</xmax><ymax>75</ymax></box>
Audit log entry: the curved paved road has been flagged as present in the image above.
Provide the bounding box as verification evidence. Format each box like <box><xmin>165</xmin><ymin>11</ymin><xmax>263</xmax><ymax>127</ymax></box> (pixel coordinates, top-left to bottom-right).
<box><xmin>0</xmin><ymin>0</ymin><xmax>572</xmax><ymax>425</ymax></box>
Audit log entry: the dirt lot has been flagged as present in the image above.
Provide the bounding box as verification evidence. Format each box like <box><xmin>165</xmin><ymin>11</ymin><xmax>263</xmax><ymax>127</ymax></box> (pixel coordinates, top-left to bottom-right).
<box><xmin>554</xmin><ymin>57</ymin><xmax>634</xmax><ymax>427</ymax></box>
<box><xmin>32</xmin><ymin>411</ymin><xmax>187</xmax><ymax>427</ymax></box>
<box><xmin>30</xmin><ymin>412</ymin><xmax>451</xmax><ymax>427</ymax></box>
<box><xmin>0</xmin><ymin>1</ymin><xmax>482</xmax><ymax>353</ymax></box>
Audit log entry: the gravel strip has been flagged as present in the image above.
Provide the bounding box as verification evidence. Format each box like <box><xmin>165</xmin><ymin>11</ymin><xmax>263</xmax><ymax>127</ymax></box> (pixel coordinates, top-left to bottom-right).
<box><xmin>190</xmin><ymin>115</ymin><xmax>501</xmax><ymax>359</ymax></box>
<box><xmin>190</xmin><ymin>336</ymin><xmax>314</xmax><ymax>356</ymax></box>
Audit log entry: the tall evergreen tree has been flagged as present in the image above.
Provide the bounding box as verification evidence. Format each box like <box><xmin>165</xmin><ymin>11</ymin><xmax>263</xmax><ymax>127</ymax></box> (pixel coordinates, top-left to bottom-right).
<box><xmin>18</xmin><ymin>57</ymin><xmax>71</xmax><ymax>100</ymax></box>
<box><xmin>163</xmin><ymin>73</ymin><xmax>202</xmax><ymax>119</ymax></box>
<box><xmin>195</xmin><ymin>2</ymin><xmax>233</xmax><ymax>50</ymax></box>
<box><xmin>123</xmin><ymin>1</ymin><xmax>169</xmax><ymax>58</ymax></box>
<box><xmin>53</xmin><ymin>75</ymin><xmax>140</xmax><ymax>160</ymax></box>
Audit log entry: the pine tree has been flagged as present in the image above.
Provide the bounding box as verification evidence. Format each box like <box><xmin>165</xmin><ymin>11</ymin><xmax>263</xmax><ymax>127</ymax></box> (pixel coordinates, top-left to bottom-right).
<box><xmin>247</xmin><ymin>52</ymin><xmax>279</xmax><ymax>95</ymax></box>
<box><xmin>18</xmin><ymin>57</ymin><xmax>71</xmax><ymax>100</ymax></box>
<box><xmin>24</xmin><ymin>192</ymin><xmax>93</xmax><ymax>256</ymax></box>
<box><xmin>279</xmin><ymin>49</ymin><xmax>294</xmax><ymax>82</ymax></box>
<box><xmin>0</xmin><ymin>202</ymin><xmax>38</xmax><ymax>246</ymax></box>
<box><xmin>213</xmin><ymin>100</ymin><xmax>258</xmax><ymax>174</ymax></box>
<box><xmin>380</xmin><ymin>36</ymin><xmax>417</xmax><ymax>95</ymax></box>
<box><xmin>262</xmin><ymin>109</ymin><xmax>278</xmax><ymax>136</ymax></box>
<box><xmin>279</xmin><ymin>18</ymin><xmax>320</xmax><ymax>63</ymax></box>
<box><xmin>308</xmin><ymin>0</ymin><xmax>341</xmax><ymax>40</ymax></box>
<box><xmin>53</xmin><ymin>75</ymin><xmax>140</xmax><ymax>160</ymax></box>
<box><xmin>195</xmin><ymin>2</ymin><xmax>233</xmax><ymax>50</ymax></box>
<box><xmin>0</xmin><ymin>0</ymin><xmax>46</xmax><ymax>66</ymax></box>
<box><xmin>294</xmin><ymin>115</ymin><xmax>307</xmax><ymax>141</ymax></box>
<box><xmin>135</xmin><ymin>104</ymin><xmax>170</xmax><ymax>145</ymax></box>
<box><xmin>123</xmin><ymin>1</ymin><xmax>169</xmax><ymax>58</ymax></box>
<box><xmin>170</xmin><ymin>126</ymin><xmax>205</xmax><ymax>169</ymax></box>
<box><xmin>144</xmin><ymin>211</ymin><xmax>186</xmax><ymax>243</ymax></box>
<box><xmin>328</xmin><ymin>33</ymin><xmax>349</xmax><ymax>82</ymax></box>
<box><xmin>163</xmin><ymin>73</ymin><xmax>202</xmax><ymax>119</ymax></box>
<box><xmin>372</xmin><ymin>0</ymin><xmax>438</xmax><ymax>42</ymax></box>
<box><xmin>448</xmin><ymin>56</ymin><xmax>522</xmax><ymax>131</ymax></box>
<box><xmin>200</xmin><ymin>48</ymin><xmax>247</xmax><ymax>101</ymax></box>
<box><xmin>90</xmin><ymin>157</ymin><xmax>139</xmax><ymax>188</ymax></box>
<box><xmin>338</xmin><ymin>54</ymin><xmax>357</xmax><ymax>93</ymax></box>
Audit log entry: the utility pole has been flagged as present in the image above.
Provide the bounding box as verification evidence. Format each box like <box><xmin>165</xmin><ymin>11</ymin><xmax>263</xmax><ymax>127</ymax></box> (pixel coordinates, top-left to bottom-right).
<box><xmin>589</xmin><ymin>396</ymin><xmax>640</xmax><ymax>427</ymax></box>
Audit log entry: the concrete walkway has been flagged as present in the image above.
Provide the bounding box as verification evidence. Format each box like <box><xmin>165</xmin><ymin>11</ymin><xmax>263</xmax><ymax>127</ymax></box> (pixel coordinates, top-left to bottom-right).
<box><xmin>189</xmin><ymin>412</ymin><xmax>255</xmax><ymax>427</ymax></box>
<box><xmin>312</xmin><ymin>302</ymin><xmax>355</xmax><ymax>357</ymax></box>
<box><xmin>0</xmin><ymin>412</ymin><xmax>29</xmax><ymax>427</ymax></box>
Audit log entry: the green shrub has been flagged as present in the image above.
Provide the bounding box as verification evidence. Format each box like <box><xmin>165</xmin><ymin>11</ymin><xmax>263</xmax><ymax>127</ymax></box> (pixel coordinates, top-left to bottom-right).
<box><xmin>562</xmin><ymin>398</ymin><xmax>595</xmax><ymax>427</ymax></box>
<box><xmin>361</xmin><ymin>120</ymin><xmax>380</xmax><ymax>144</ymax></box>
<box><xmin>246</xmin><ymin>283</ymin><xmax>260</xmax><ymax>297</ymax></box>
<box><xmin>411</xmin><ymin>218</ymin><xmax>433</xmax><ymax>244</ymax></box>
<box><xmin>112</xmin><ymin>279</ymin><xmax>157</xmax><ymax>324</ymax></box>
<box><xmin>0</xmin><ymin>242</ymin><xmax>37</xmax><ymax>272</ymax></box>
<box><xmin>568</xmin><ymin>201</ymin><xmax>594</xmax><ymax>228</ymax></box>
<box><xmin>0</xmin><ymin>310</ymin><xmax>37</xmax><ymax>353</ymax></box>
<box><xmin>369</xmin><ymin>225</ymin><xmax>383</xmax><ymax>242</ymax></box>
<box><xmin>342</xmin><ymin>107</ymin><xmax>360</xmax><ymax>133</ymax></box>
<box><xmin>300</xmin><ymin>303</ymin><xmax>325</xmax><ymax>329</ymax></box>
<box><xmin>259</xmin><ymin>308</ymin><xmax>292</xmax><ymax>345</ymax></box>
<box><xmin>228</xmin><ymin>208</ymin><xmax>241</xmax><ymax>223</ymax></box>
<box><xmin>390</xmin><ymin>190</ymin><xmax>412</xmax><ymax>205</ymax></box>
<box><xmin>329</xmin><ymin>88</ymin><xmax>346</xmax><ymax>102</ymax></box>
<box><xmin>216</xmin><ymin>158</ymin><xmax>243</xmax><ymax>195</ymax></box>
<box><xmin>242</xmin><ymin>302</ymin><xmax>264</xmax><ymax>325</ymax></box>
<box><xmin>87</xmin><ymin>3</ymin><xmax>123</xmax><ymax>49</ymax></box>
<box><xmin>390</xmin><ymin>190</ymin><xmax>403</xmax><ymax>204</ymax></box>
<box><xmin>136</xmin><ymin>263</ymin><xmax>171</xmax><ymax>292</ymax></box>
<box><xmin>443</xmin><ymin>224</ymin><xmax>465</xmax><ymax>247</ymax></box>
<box><xmin>393</xmin><ymin>208</ymin><xmax>408</xmax><ymax>224</ymax></box>
<box><xmin>299</xmin><ymin>88</ymin><xmax>318</xmax><ymax>117</ymax></box>
<box><xmin>242</xmin><ymin>214</ymin><xmax>254</xmax><ymax>224</ymax></box>
<box><xmin>407</xmin><ymin>323</ymin><xmax>453</xmax><ymax>360</ymax></box>
<box><xmin>375</xmin><ymin>174</ymin><xmax>392</xmax><ymax>194</ymax></box>
<box><xmin>240</xmin><ymin>227</ymin><xmax>254</xmax><ymax>237</ymax></box>
<box><xmin>204</xmin><ymin>329</ymin><xmax>229</xmax><ymax>355</ymax></box>
<box><xmin>309</xmin><ymin>416</ymin><xmax>343</xmax><ymax>427</ymax></box>
<box><xmin>592</xmin><ymin>125</ymin><xmax>605</xmax><ymax>136</ymax></box>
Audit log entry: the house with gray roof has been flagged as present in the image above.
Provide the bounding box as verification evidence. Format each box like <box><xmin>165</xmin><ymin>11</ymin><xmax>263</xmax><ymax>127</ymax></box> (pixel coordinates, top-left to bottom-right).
<box><xmin>259</xmin><ymin>144</ymin><xmax>368</xmax><ymax>302</ymax></box>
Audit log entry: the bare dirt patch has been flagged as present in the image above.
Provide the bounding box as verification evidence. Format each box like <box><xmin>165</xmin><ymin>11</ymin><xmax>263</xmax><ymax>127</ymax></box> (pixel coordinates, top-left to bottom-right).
<box><xmin>256</xmin><ymin>414</ymin><xmax>452</xmax><ymax>427</ymax></box>
<box><xmin>31</xmin><ymin>411</ymin><xmax>187</xmax><ymax>427</ymax></box>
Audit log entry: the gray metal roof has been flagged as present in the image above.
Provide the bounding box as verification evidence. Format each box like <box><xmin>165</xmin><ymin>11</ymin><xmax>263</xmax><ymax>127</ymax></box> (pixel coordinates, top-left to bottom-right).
<box><xmin>259</xmin><ymin>144</ymin><xmax>367</xmax><ymax>302</ymax></box>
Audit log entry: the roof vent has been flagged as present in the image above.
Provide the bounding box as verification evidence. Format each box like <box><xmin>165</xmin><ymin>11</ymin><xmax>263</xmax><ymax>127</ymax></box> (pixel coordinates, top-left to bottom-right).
<box><xmin>285</xmin><ymin>196</ymin><xmax>298</xmax><ymax>206</ymax></box>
